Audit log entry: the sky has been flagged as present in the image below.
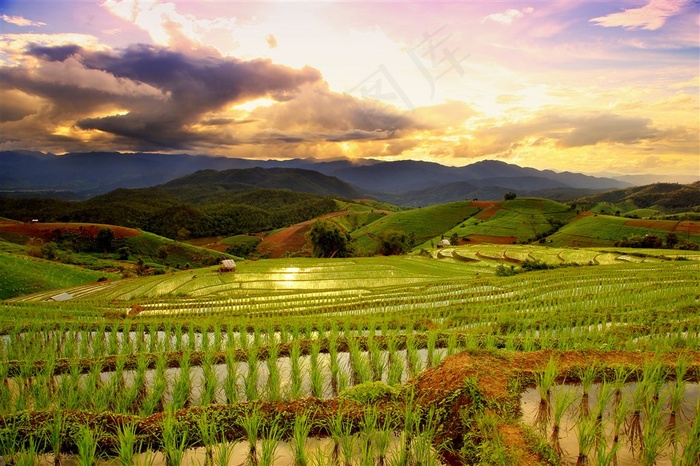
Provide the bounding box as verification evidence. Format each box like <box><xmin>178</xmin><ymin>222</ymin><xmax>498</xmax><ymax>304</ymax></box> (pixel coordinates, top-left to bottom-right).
<box><xmin>1</xmin><ymin>0</ymin><xmax>698</xmax><ymax>179</ymax></box>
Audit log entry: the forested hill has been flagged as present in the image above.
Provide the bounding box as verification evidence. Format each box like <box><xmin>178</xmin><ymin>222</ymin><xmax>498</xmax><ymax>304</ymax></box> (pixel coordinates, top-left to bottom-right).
<box><xmin>0</xmin><ymin>166</ymin><xmax>361</xmax><ymax>239</ymax></box>
<box><xmin>576</xmin><ymin>182</ymin><xmax>700</xmax><ymax>210</ymax></box>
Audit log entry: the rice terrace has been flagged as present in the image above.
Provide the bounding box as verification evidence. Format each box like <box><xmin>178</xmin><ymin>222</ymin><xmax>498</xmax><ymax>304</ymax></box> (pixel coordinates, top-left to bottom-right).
<box><xmin>0</xmin><ymin>180</ymin><xmax>698</xmax><ymax>466</ymax></box>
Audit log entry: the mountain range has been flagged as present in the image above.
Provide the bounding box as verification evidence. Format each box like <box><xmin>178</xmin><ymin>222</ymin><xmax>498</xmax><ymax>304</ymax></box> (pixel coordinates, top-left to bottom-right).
<box><xmin>0</xmin><ymin>150</ymin><xmax>644</xmax><ymax>206</ymax></box>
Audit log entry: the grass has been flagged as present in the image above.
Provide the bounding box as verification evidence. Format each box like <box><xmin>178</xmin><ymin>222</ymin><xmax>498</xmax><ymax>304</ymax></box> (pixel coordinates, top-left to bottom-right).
<box><xmin>0</xmin><ymin>252</ymin><xmax>118</xmax><ymax>299</ymax></box>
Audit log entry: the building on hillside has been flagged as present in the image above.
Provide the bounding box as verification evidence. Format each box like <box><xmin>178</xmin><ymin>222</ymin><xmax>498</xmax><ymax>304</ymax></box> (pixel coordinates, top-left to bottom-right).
<box><xmin>219</xmin><ymin>259</ymin><xmax>236</xmax><ymax>272</ymax></box>
<box><xmin>48</xmin><ymin>292</ymin><xmax>74</xmax><ymax>302</ymax></box>
<box><xmin>438</xmin><ymin>239</ymin><xmax>451</xmax><ymax>248</ymax></box>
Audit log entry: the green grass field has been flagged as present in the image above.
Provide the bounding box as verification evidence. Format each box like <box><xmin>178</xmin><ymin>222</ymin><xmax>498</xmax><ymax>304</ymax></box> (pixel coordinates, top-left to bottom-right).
<box><xmin>0</xmin><ymin>253</ymin><xmax>120</xmax><ymax>299</ymax></box>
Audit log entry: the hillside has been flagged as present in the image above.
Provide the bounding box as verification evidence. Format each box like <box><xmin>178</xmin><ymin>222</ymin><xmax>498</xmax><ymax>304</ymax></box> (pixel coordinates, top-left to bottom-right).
<box><xmin>577</xmin><ymin>182</ymin><xmax>700</xmax><ymax>213</ymax></box>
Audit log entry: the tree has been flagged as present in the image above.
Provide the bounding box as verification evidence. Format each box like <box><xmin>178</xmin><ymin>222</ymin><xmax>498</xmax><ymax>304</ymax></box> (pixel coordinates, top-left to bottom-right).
<box><xmin>307</xmin><ymin>220</ymin><xmax>352</xmax><ymax>258</ymax></box>
<box><xmin>96</xmin><ymin>228</ymin><xmax>115</xmax><ymax>253</ymax></box>
<box><xmin>449</xmin><ymin>232</ymin><xmax>459</xmax><ymax>246</ymax></box>
<box><xmin>665</xmin><ymin>232</ymin><xmax>679</xmax><ymax>249</ymax></box>
<box><xmin>377</xmin><ymin>230</ymin><xmax>412</xmax><ymax>256</ymax></box>
<box><xmin>504</xmin><ymin>192</ymin><xmax>517</xmax><ymax>201</ymax></box>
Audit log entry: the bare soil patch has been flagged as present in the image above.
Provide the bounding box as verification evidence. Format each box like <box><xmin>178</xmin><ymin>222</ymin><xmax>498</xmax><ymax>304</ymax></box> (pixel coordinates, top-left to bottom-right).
<box><xmin>0</xmin><ymin>222</ymin><xmax>141</xmax><ymax>242</ymax></box>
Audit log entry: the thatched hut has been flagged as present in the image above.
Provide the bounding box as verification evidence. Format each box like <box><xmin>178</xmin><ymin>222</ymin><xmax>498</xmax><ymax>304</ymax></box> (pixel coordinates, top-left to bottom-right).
<box><xmin>219</xmin><ymin>259</ymin><xmax>236</xmax><ymax>272</ymax></box>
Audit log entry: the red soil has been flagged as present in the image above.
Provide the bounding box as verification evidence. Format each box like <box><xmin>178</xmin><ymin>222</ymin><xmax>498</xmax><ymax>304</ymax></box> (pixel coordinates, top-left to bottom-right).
<box><xmin>0</xmin><ymin>222</ymin><xmax>141</xmax><ymax>242</ymax></box>
<box><xmin>676</xmin><ymin>221</ymin><xmax>700</xmax><ymax>235</ymax></box>
<box><xmin>470</xmin><ymin>201</ymin><xmax>502</xmax><ymax>220</ymax></box>
<box><xmin>467</xmin><ymin>234</ymin><xmax>517</xmax><ymax>244</ymax></box>
<box><xmin>624</xmin><ymin>219</ymin><xmax>678</xmax><ymax>231</ymax></box>
<box><xmin>258</xmin><ymin>211</ymin><xmax>348</xmax><ymax>258</ymax></box>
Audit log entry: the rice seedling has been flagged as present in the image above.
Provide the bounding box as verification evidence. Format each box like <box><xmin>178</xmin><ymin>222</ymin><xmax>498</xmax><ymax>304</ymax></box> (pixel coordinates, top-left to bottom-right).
<box><xmin>14</xmin><ymin>435</ymin><xmax>39</xmax><ymax>466</ymax></box>
<box><xmin>245</xmin><ymin>346</ymin><xmax>260</xmax><ymax>402</ymax></box>
<box><xmin>76</xmin><ymin>425</ymin><xmax>99</xmax><ymax>466</ymax></box>
<box><xmin>259</xmin><ymin>419</ymin><xmax>283</xmax><ymax>466</ymax></box>
<box><xmin>200</xmin><ymin>351</ymin><xmax>218</xmax><ymax>406</ymax></box>
<box><xmin>679</xmin><ymin>401</ymin><xmax>700</xmax><ymax>466</ymax></box>
<box><xmin>224</xmin><ymin>348</ymin><xmax>240</xmax><ymax>403</ymax></box>
<box><xmin>641</xmin><ymin>392</ymin><xmax>667</xmax><ymax>466</ymax></box>
<box><xmin>162</xmin><ymin>411</ymin><xmax>188</xmax><ymax>466</ymax></box>
<box><xmin>575</xmin><ymin>414</ymin><xmax>598</xmax><ymax>466</ymax></box>
<box><xmin>534</xmin><ymin>357</ymin><xmax>558</xmax><ymax>433</ymax></box>
<box><xmin>197</xmin><ymin>410</ymin><xmax>220</xmax><ymax>466</ymax></box>
<box><xmin>171</xmin><ymin>351</ymin><xmax>192</xmax><ymax>410</ymax></box>
<box><xmin>578</xmin><ymin>364</ymin><xmax>598</xmax><ymax>419</ymax></box>
<box><xmin>115</xmin><ymin>422</ymin><xmax>140</xmax><ymax>466</ymax></box>
<box><xmin>241</xmin><ymin>407</ymin><xmax>262</xmax><ymax>466</ymax></box>
<box><xmin>292</xmin><ymin>412</ymin><xmax>313</xmax><ymax>466</ymax></box>
<box><xmin>141</xmin><ymin>354</ymin><xmax>167</xmax><ymax>416</ymax></box>
<box><xmin>289</xmin><ymin>340</ymin><xmax>303</xmax><ymax>399</ymax></box>
<box><xmin>266</xmin><ymin>339</ymin><xmax>282</xmax><ymax>402</ymax></box>
<box><xmin>386</xmin><ymin>337</ymin><xmax>404</xmax><ymax>387</ymax></box>
<box><xmin>214</xmin><ymin>433</ymin><xmax>237</xmax><ymax>466</ymax></box>
<box><xmin>374</xmin><ymin>416</ymin><xmax>394</xmax><ymax>466</ymax></box>
<box><xmin>309</xmin><ymin>340</ymin><xmax>324</xmax><ymax>398</ymax></box>
<box><xmin>549</xmin><ymin>387</ymin><xmax>577</xmax><ymax>459</ymax></box>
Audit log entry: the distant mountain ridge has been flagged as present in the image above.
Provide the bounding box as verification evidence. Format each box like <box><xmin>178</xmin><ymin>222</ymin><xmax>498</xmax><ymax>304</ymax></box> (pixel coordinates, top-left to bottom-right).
<box><xmin>1</xmin><ymin>150</ymin><xmax>634</xmax><ymax>205</ymax></box>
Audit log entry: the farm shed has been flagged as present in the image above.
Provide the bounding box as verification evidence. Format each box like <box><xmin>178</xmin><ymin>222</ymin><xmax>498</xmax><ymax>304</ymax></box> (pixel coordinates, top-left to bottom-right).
<box><xmin>438</xmin><ymin>239</ymin><xmax>451</xmax><ymax>248</ymax></box>
<box><xmin>48</xmin><ymin>292</ymin><xmax>74</xmax><ymax>302</ymax></box>
<box><xmin>219</xmin><ymin>259</ymin><xmax>236</xmax><ymax>272</ymax></box>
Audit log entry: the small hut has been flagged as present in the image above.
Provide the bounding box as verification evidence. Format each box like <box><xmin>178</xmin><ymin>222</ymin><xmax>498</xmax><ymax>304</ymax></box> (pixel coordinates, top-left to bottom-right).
<box><xmin>48</xmin><ymin>292</ymin><xmax>74</xmax><ymax>302</ymax></box>
<box><xmin>437</xmin><ymin>239</ymin><xmax>451</xmax><ymax>248</ymax></box>
<box><xmin>219</xmin><ymin>259</ymin><xmax>236</xmax><ymax>272</ymax></box>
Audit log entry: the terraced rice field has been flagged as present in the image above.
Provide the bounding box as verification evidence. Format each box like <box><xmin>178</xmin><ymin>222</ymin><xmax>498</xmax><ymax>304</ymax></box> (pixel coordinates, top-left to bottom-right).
<box><xmin>1</xmin><ymin>245</ymin><xmax>699</xmax><ymax>465</ymax></box>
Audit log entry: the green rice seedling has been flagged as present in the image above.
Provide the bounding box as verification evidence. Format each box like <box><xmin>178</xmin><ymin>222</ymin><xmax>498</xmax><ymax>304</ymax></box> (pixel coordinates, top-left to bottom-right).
<box><xmin>550</xmin><ymin>387</ymin><xmax>577</xmax><ymax>459</ymax></box>
<box><xmin>120</xmin><ymin>352</ymin><xmax>149</xmax><ymax>414</ymax></box>
<box><xmin>115</xmin><ymin>422</ymin><xmax>139</xmax><ymax>466</ymax></box>
<box><xmin>0</xmin><ymin>418</ymin><xmax>21</xmax><ymax>465</ymax></box>
<box><xmin>641</xmin><ymin>393</ymin><xmax>667</xmax><ymax>466</ymax></box>
<box><xmin>578</xmin><ymin>364</ymin><xmax>598</xmax><ymax>419</ymax></box>
<box><xmin>290</xmin><ymin>341</ymin><xmax>303</xmax><ymax>399</ymax></box>
<box><xmin>327</xmin><ymin>412</ymin><xmax>352</xmax><ymax>466</ymax></box>
<box><xmin>593</xmin><ymin>382</ymin><xmax>614</xmax><ymax>444</ymax></box>
<box><xmin>224</xmin><ymin>349</ymin><xmax>240</xmax><ymax>403</ymax></box>
<box><xmin>426</xmin><ymin>330</ymin><xmax>437</xmax><ymax>368</ymax></box>
<box><xmin>310</xmin><ymin>340</ymin><xmax>323</xmax><ymax>398</ymax></box>
<box><xmin>174</xmin><ymin>323</ymin><xmax>184</xmax><ymax>351</ymax></box>
<box><xmin>360</xmin><ymin>407</ymin><xmax>378</xmax><ymax>466</ymax></box>
<box><xmin>374</xmin><ymin>416</ymin><xmax>393</xmax><ymax>466</ymax></box>
<box><xmin>241</xmin><ymin>408</ymin><xmax>262</xmax><ymax>466</ymax></box>
<box><xmin>213</xmin><ymin>323</ymin><xmax>223</xmax><ymax>353</ymax></box>
<box><xmin>266</xmin><ymin>339</ymin><xmax>282</xmax><ymax>402</ymax></box>
<box><xmin>259</xmin><ymin>419</ymin><xmax>282</xmax><ymax>466</ymax></box>
<box><xmin>141</xmin><ymin>354</ymin><xmax>168</xmax><ymax>416</ymax></box>
<box><xmin>239</xmin><ymin>328</ymin><xmax>249</xmax><ymax>351</ymax></box>
<box><xmin>595</xmin><ymin>436</ymin><xmax>620</xmax><ymax>466</ymax></box>
<box><xmin>446</xmin><ymin>332</ymin><xmax>458</xmax><ymax>356</ymax></box>
<box><xmin>679</xmin><ymin>401</ymin><xmax>700</xmax><ymax>466</ymax></box>
<box><xmin>43</xmin><ymin>410</ymin><xmax>65</xmax><ymax>466</ymax></box>
<box><xmin>348</xmin><ymin>338</ymin><xmax>371</xmax><ymax>385</ymax></box>
<box><xmin>575</xmin><ymin>414</ymin><xmax>597</xmax><ymax>466</ymax></box>
<box><xmin>0</xmin><ymin>362</ymin><xmax>11</xmax><ymax>414</ymax></box>
<box><xmin>15</xmin><ymin>435</ymin><xmax>39</xmax><ymax>466</ymax></box>
<box><xmin>367</xmin><ymin>337</ymin><xmax>384</xmax><ymax>382</ymax></box>
<box><xmin>534</xmin><ymin>357</ymin><xmax>558</xmax><ymax>433</ymax></box>
<box><xmin>162</xmin><ymin>411</ymin><xmax>188</xmax><ymax>466</ymax></box>
<box><xmin>386</xmin><ymin>337</ymin><xmax>404</xmax><ymax>387</ymax></box>
<box><xmin>171</xmin><ymin>351</ymin><xmax>192</xmax><ymax>410</ymax></box>
<box><xmin>626</xmin><ymin>381</ymin><xmax>647</xmax><ymax>457</ymax></box>
<box><xmin>668</xmin><ymin>355</ymin><xmax>689</xmax><ymax>439</ymax></box>
<box><xmin>214</xmin><ymin>433</ymin><xmax>237</xmax><ymax>466</ymax></box>
<box><xmin>292</xmin><ymin>412</ymin><xmax>313</xmax><ymax>466</ymax></box>
<box><xmin>76</xmin><ymin>425</ymin><xmax>99</xmax><ymax>466</ymax></box>
<box><xmin>405</xmin><ymin>335</ymin><xmax>421</xmax><ymax>378</ymax></box>
<box><xmin>187</xmin><ymin>325</ymin><xmax>197</xmax><ymax>351</ymax></box>
<box><xmin>197</xmin><ymin>411</ymin><xmax>220</xmax><ymax>466</ymax></box>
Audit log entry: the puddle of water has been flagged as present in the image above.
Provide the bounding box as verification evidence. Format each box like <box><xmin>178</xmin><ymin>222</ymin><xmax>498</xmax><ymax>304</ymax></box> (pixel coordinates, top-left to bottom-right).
<box><xmin>521</xmin><ymin>382</ymin><xmax>700</xmax><ymax>465</ymax></box>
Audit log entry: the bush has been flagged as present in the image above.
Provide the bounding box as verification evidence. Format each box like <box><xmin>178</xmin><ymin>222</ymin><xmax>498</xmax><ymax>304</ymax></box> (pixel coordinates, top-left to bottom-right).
<box><xmin>340</xmin><ymin>381</ymin><xmax>402</xmax><ymax>404</ymax></box>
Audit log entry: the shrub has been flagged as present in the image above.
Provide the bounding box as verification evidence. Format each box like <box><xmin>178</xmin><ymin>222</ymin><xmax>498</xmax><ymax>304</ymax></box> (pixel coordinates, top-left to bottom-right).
<box><xmin>339</xmin><ymin>381</ymin><xmax>402</xmax><ymax>404</ymax></box>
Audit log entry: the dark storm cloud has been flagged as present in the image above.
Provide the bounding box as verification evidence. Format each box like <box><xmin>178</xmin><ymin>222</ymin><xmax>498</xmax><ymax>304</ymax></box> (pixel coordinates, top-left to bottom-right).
<box><xmin>8</xmin><ymin>43</ymin><xmax>322</xmax><ymax>150</ymax></box>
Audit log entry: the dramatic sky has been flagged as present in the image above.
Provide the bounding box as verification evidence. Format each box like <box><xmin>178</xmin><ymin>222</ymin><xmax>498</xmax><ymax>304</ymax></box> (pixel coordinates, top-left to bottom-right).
<box><xmin>1</xmin><ymin>0</ymin><xmax>698</xmax><ymax>178</ymax></box>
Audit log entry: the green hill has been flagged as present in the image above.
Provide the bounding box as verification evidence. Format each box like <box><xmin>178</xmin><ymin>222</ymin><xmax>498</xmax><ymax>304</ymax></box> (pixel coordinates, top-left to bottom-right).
<box><xmin>548</xmin><ymin>213</ymin><xmax>700</xmax><ymax>248</ymax></box>
<box><xmin>577</xmin><ymin>182</ymin><xmax>700</xmax><ymax>214</ymax></box>
<box><xmin>434</xmin><ymin>198</ymin><xmax>577</xmax><ymax>246</ymax></box>
<box><xmin>351</xmin><ymin>201</ymin><xmax>479</xmax><ymax>254</ymax></box>
<box><xmin>0</xmin><ymin>252</ymin><xmax>120</xmax><ymax>300</ymax></box>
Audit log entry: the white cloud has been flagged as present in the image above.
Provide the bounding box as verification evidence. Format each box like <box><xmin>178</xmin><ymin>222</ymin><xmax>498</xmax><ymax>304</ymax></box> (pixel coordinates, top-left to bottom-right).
<box><xmin>483</xmin><ymin>7</ymin><xmax>534</xmax><ymax>25</ymax></box>
<box><xmin>1</xmin><ymin>14</ymin><xmax>46</xmax><ymax>27</ymax></box>
<box><xmin>590</xmin><ymin>0</ymin><xmax>694</xmax><ymax>31</ymax></box>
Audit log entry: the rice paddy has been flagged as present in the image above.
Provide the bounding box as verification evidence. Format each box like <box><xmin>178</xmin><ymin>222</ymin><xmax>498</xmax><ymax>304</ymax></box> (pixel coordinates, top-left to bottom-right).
<box><xmin>1</xmin><ymin>244</ymin><xmax>699</xmax><ymax>465</ymax></box>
